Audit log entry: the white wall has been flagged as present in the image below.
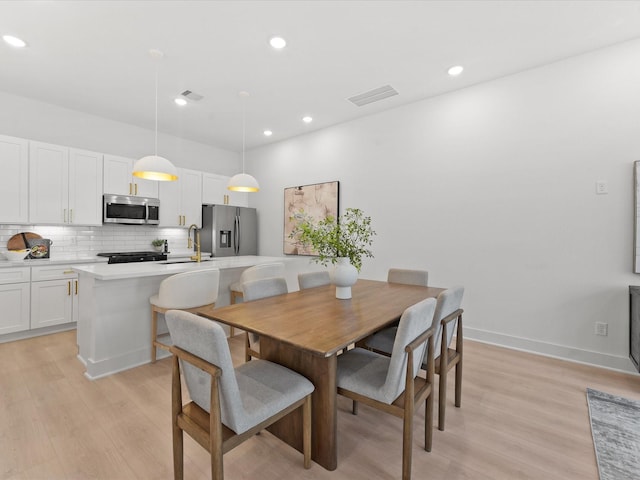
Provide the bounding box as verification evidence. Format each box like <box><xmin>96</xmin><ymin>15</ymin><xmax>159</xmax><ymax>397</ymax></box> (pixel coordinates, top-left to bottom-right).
<box><xmin>247</xmin><ymin>38</ymin><xmax>640</xmax><ymax>372</ymax></box>
<box><xmin>0</xmin><ymin>91</ymin><xmax>239</xmax><ymax>175</ymax></box>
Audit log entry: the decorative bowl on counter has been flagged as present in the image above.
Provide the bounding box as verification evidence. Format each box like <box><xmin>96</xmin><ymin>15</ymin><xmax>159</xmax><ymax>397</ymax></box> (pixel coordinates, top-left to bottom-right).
<box><xmin>4</xmin><ymin>249</ymin><xmax>29</xmax><ymax>261</ymax></box>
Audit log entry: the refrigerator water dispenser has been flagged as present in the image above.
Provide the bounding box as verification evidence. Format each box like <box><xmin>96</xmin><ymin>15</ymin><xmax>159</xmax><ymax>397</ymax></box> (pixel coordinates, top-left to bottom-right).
<box><xmin>219</xmin><ymin>230</ymin><xmax>231</xmax><ymax>248</ymax></box>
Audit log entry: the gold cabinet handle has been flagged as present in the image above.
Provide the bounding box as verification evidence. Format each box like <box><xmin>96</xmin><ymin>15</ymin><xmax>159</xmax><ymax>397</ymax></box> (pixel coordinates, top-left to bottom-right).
<box><xmin>63</xmin><ymin>270</ymin><xmax>74</xmax><ymax>274</ymax></box>
<box><xmin>129</xmin><ymin>182</ymin><xmax>133</xmax><ymax>195</ymax></box>
<box><xmin>70</xmin><ymin>209</ymin><xmax>73</xmax><ymax>223</ymax></box>
<box><xmin>67</xmin><ymin>280</ymin><xmax>71</xmax><ymax>296</ymax></box>
<box><xmin>63</xmin><ymin>209</ymin><xmax>67</xmax><ymax>223</ymax></box>
<box><xmin>135</xmin><ymin>183</ymin><xmax>138</xmax><ymax>195</ymax></box>
<box><xmin>75</xmin><ymin>280</ymin><xmax>78</xmax><ymax>295</ymax></box>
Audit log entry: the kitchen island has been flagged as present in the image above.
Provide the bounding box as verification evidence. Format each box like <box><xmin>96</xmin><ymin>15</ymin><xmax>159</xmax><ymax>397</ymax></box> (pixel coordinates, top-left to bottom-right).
<box><xmin>73</xmin><ymin>255</ymin><xmax>310</xmax><ymax>379</ymax></box>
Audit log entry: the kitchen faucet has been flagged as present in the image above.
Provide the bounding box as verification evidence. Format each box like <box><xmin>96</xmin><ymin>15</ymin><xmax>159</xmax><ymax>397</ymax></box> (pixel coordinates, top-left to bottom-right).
<box><xmin>188</xmin><ymin>224</ymin><xmax>201</xmax><ymax>262</ymax></box>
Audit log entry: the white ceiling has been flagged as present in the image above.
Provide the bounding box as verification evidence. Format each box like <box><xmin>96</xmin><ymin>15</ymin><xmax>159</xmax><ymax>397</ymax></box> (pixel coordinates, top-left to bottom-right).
<box><xmin>2</xmin><ymin>1</ymin><xmax>640</xmax><ymax>152</ymax></box>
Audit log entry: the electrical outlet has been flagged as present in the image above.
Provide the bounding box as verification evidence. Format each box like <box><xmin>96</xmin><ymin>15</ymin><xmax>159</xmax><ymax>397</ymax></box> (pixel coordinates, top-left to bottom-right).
<box><xmin>596</xmin><ymin>181</ymin><xmax>608</xmax><ymax>195</ymax></box>
<box><xmin>594</xmin><ymin>322</ymin><xmax>608</xmax><ymax>336</ymax></box>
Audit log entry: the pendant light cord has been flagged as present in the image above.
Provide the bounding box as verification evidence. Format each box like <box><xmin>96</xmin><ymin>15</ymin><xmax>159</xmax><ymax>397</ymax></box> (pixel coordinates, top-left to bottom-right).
<box><xmin>242</xmin><ymin>95</ymin><xmax>246</xmax><ymax>174</ymax></box>
<box><xmin>154</xmin><ymin>62</ymin><xmax>159</xmax><ymax>157</ymax></box>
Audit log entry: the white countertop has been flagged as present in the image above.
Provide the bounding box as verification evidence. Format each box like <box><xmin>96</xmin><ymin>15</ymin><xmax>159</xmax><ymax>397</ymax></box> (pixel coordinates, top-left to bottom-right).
<box><xmin>72</xmin><ymin>255</ymin><xmax>290</xmax><ymax>280</ymax></box>
<box><xmin>0</xmin><ymin>254</ymin><xmax>109</xmax><ymax>268</ymax></box>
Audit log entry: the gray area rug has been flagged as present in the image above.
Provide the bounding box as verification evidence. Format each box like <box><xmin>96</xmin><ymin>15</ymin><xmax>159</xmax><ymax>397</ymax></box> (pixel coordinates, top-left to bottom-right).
<box><xmin>586</xmin><ymin>388</ymin><xmax>640</xmax><ymax>480</ymax></box>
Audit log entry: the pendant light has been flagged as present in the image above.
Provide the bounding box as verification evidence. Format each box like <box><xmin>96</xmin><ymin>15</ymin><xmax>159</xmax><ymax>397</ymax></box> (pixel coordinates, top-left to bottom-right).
<box><xmin>228</xmin><ymin>91</ymin><xmax>259</xmax><ymax>192</ymax></box>
<box><xmin>133</xmin><ymin>49</ymin><xmax>178</xmax><ymax>182</ymax></box>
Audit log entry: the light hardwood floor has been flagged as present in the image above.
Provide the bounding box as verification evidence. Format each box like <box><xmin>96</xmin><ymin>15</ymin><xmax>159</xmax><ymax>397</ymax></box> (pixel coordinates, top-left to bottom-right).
<box><xmin>1</xmin><ymin>330</ymin><xmax>639</xmax><ymax>479</ymax></box>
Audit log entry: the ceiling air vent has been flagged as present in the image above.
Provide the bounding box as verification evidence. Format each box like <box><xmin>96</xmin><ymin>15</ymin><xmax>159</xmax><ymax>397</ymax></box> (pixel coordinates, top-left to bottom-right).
<box><xmin>180</xmin><ymin>90</ymin><xmax>204</xmax><ymax>101</ymax></box>
<box><xmin>347</xmin><ymin>85</ymin><xmax>398</xmax><ymax>107</ymax></box>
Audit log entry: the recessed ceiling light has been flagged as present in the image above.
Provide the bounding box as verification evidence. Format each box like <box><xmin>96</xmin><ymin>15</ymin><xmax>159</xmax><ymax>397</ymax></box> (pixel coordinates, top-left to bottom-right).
<box><xmin>302</xmin><ymin>116</ymin><xmax>313</xmax><ymax>124</ymax></box>
<box><xmin>447</xmin><ymin>65</ymin><xmax>464</xmax><ymax>76</ymax></box>
<box><xmin>269</xmin><ymin>36</ymin><xmax>286</xmax><ymax>49</ymax></box>
<box><xmin>264</xmin><ymin>130</ymin><xmax>273</xmax><ymax>137</ymax></box>
<box><xmin>3</xmin><ymin>35</ymin><xmax>27</xmax><ymax>48</ymax></box>
<box><xmin>174</xmin><ymin>98</ymin><xmax>187</xmax><ymax>106</ymax></box>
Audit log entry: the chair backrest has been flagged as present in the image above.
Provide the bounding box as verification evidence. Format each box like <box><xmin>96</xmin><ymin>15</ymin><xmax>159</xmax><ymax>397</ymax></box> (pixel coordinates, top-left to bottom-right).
<box><xmin>387</xmin><ymin>268</ymin><xmax>428</xmax><ymax>286</ymax></box>
<box><xmin>157</xmin><ymin>269</ymin><xmax>220</xmax><ymax>308</ymax></box>
<box><xmin>382</xmin><ymin>297</ymin><xmax>437</xmax><ymax>402</ymax></box>
<box><xmin>432</xmin><ymin>286</ymin><xmax>465</xmax><ymax>355</ymax></box>
<box><xmin>240</xmin><ymin>262</ymin><xmax>285</xmax><ymax>284</ymax></box>
<box><xmin>298</xmin><ymin>271</ymin><xmax>331</xmax><ymax>290</ymax></box>
<box><xmin>242</xmin><ymin>277</ymin><xmax>288</xmax><ymax>302</ymax></box>
<box><xmin>165</xmin><ymin>309</ymin><xmax>246</xmax><ymax>433</ymax></box>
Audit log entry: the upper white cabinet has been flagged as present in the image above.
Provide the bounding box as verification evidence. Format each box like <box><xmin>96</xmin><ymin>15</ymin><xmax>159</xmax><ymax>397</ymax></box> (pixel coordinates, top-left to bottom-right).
<box><xmin>29</xmin><ymin>141</ymin><xmax>68</xmax><ymax>224</ymax></box>
<box><xmin>0</xmin><ymin>135</ymin><xmax>29</xmax><ymax>224</ymax></box>
<box><xmin>103</xmin><ymin>154</ymin><xmax>158</xmax><ymax>198</ymax></box>
<box><xmin>159</xmin><ymin>168</ymin><xmax>202</xmax><ymax>227</ymax></box>
<box><xmin>69</xmin><ymin>148</ymin><xmax>103</xmax><ymax>225</ymax></box>
<box><xmin>29</xmin><ymin>141</ymin><xmax>103</xmax><ymax>225</ymax></box>
<box><xmin>202</xmin><ymin>172</ymin><xmax>249</xmax><ymax>207</ymax></box>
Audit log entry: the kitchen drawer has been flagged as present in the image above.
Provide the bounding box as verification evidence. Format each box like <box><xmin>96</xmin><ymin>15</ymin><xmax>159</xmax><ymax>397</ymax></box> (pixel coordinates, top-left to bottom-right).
<box><xmin>0</xmin><ymin>267</ymin><xmax>30</xmax><ymax>285</ymax></box>
<box><xmin>31</xmin><ymin>265</ymin><xmax>78</xmax><ymax>282</ymax></box>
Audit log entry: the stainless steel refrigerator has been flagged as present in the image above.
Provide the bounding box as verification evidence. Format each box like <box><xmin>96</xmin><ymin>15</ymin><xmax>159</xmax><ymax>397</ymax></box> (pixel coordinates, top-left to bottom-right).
<box><xmin>201</xmin><ymin>204</ymin><xmax>258</xmax><ymax>257</ymax></box>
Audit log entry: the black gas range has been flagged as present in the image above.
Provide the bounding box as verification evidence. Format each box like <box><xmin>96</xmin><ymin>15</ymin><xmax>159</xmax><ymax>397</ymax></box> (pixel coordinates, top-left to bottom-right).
<box><xmin>97</xmin><ymin>251</ymin><xmax>167</xmax><ymax>264</ymax></box>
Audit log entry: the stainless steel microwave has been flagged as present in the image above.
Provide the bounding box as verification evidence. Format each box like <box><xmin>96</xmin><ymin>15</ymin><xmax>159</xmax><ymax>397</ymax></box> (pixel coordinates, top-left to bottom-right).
<box><xmin>103</xmin><ymin>194</ymin><xmax>160</xmax><ymax>225</ymax></box>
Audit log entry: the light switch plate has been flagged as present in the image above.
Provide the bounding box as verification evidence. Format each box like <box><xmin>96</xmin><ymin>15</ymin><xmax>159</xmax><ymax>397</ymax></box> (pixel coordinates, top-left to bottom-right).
<box><xmin>596</xmin><ymin>181</ymin><xmax>608</xmax><ymax>195</ymax></box>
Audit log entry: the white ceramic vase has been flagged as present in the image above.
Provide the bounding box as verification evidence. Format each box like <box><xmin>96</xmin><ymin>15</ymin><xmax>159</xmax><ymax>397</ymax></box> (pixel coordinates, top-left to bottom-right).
<box><xmin>330</xmin><ymin>257</ymin><xmax>358</xmax><ymax>299</ymax></box>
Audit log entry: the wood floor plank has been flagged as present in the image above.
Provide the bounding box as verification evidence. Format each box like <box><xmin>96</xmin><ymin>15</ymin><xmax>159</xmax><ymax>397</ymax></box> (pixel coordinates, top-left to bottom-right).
<box><xmin>1</xmin><ymin>330</ymin><xmax>638</xmax><ymax>479</ymax></box>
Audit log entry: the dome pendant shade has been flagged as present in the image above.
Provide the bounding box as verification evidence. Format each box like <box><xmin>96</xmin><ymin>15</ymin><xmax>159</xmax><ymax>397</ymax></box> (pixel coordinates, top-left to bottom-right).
<box><xmin>134</xmin><ymin>48</ymin><xmax>178</xmax><ymax>182</ymax></box>
<box><xmin>133</xmin><ymin>155</ymin><xmax>179</xmax><ymax>181</ymax></box>
<box><xmin>227</xmin><ymin>173</ymin><xmax>259</xmax><ymax>192</ymax></box>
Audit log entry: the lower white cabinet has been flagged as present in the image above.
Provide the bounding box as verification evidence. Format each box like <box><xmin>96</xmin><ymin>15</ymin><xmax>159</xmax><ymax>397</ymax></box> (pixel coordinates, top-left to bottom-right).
<box><xmin>0</xmin><ymin>267</ymin><xmax>30</xmax><ymax>335</ymax></box>
<box><xmin>30</xmin><ymin>265</ymin><xmax>79</xmax><ymax>329</ymax></box>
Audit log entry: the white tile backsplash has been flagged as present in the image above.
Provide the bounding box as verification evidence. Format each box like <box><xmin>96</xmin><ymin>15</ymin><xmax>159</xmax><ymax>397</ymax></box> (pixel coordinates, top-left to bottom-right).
<box><xmin>0</xmin><ymin>224</ymin><xmax>192</xmax><ymax>255</ymax></box>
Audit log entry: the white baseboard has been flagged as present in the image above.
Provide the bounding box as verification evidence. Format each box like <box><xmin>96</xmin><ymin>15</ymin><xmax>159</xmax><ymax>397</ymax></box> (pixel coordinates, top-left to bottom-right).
<box><xmin>465</xmin><ymin>326</ymin><xmax>639</xmax><ymax>375</ymax></box>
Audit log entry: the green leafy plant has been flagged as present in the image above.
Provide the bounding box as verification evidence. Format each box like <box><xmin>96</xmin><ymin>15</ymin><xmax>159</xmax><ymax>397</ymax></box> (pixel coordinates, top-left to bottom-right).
<box><xmin>289</xmin><ymin>207</ymin><xmax>376</xmax><ymax>272</ymax></box>
<box><xmin>151</xmin><ymin>238</ymin><xmax>165</xmax><ymax>247</ymax></box>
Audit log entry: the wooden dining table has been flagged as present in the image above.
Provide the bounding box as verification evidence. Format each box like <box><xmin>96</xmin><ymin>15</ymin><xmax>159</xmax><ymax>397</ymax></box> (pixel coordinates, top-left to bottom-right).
<box><xmin>195</xmin><ymin>279</ymin><xmax>444</xmax><ymax>471</ymax></box>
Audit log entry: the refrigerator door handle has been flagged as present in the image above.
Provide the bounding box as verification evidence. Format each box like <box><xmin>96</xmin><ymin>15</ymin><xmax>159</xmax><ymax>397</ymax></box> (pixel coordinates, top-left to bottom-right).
<box><xmin>234</xmin><ymin>214</ymin><xmax>240</xmax><ymax>255</ymax></box>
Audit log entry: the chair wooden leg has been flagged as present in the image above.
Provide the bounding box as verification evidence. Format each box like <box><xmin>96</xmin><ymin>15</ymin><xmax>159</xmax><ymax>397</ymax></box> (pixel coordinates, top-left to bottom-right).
<box><xmin>302</xmin><ymin>395</ymin><xmax>312</xmax><ymax>469</ymax></box>
<box><xmin>425</xmin><ymin>390</ymin><xmax>433</xmax><ymax>452</ymax></box>
<box><xmin>151</xmin><ymin>308</ymin><xmax>158</xmax><ymax>363</ymax></box>
<box><xmin>352</xmin><ymin>400</ymin><xmax>358</xmax><ymax>415</ymax></box>
<box><xmin>438</xmin><ymin>363</ymin><xmax>447</xmax><ymax>431</ymax></box>
<box><xmin>402</xmin><ymin>402</ymin><xmax>414</xmax><ymax>480</ymax></box>
<box><xmin>171</xmin><ymin>356</ymin><xmax>184</xmax><ymax>480</ymax></box>
<box><xmin>455</xmin><ymin>359</ymin><xmax>462</xmax><ymax>408</ymax></box>
<box><xmin>230</xmin><ymin>326</ymin><xmax>235</xmax><ymax>337</ymax></box>
<box><xmin>210</xmin><ymin>375</ymin><xmax>224</xmax><ymax>480</ymax></box>
<box><xmin>245</xmin><ymin>332</ymin><xmax>251</xmax><ymax>362</ymax></box>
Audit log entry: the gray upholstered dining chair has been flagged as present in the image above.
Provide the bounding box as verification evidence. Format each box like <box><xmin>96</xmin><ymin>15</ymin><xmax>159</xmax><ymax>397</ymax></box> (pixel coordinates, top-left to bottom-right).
<box><xmin>387</xmin><ymin>268</ymin><xmax>428</xmax><ymax>286</ymax></box>
<box><xmin>166</xmin><ymin>309</ymin><xmax>313</xmax><ymax>480</ymax></box>
<box><xmin>337</xmin><ymin>297</ymin><xmax>438</xmax><ymax>480</ymax></box>
<box><xmin>228</xmin><ymin>262</ymin><xmax>285</xmax><ymax>337</ymax></box>
<box><xmin>229</xmin><ymin>262</ymin><xmax>285</xmax><ymax>304</ymax></box>
<box><xmin>149</xmin><ymin>268</ymin><xmax>220</xmax><ymax>363</ymax></box>
<box><xmin>297</xmin><ymin>270</ymin><xmax>331</xmax><ymax>290</ymax></box>
<box><xmin>242</xmin><ymin>276</ymin><xmax>288</xmax><ymax>361</ymax></box>
<box><xmin>365</xmin><ymin>286</ymin><xmax>465</xmax><ymax>431</ymax></box>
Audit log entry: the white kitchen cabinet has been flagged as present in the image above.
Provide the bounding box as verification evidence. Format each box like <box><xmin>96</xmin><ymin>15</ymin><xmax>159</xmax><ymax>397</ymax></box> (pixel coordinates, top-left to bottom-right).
<box><xmin>202</xmin><ymin>172</ymin><xmax>248</xmax><ymax>207</ymax></box>
<box><xmin>0</xmin><ymin>135</ymin><xmax>29</xmax><ymax>224</ymax></box>
<box><xmin>0</xmin><ymin>267</ymin><xmax>30</xmax><ymax>335</ymax></box>
<box><xmin>68</xmin><ymin>148</ymin><xmax>103</xmax><ymax>225</ymax></box>
<box><xmin>29</xmin><ymin>141</ymin><xmax>68</xmax><ymax>224</ymax></box>
<box><xmin>159</xmin><ymin>168</ymin><xmax>202</xmax><ymax>227</ymax></box>
<box><xmin>103</xmin><ymin>154</ymin><xmax>158</xmax><ymax>198</ymax></box>
<box><xmin>30</xmin><ymin>265</ymin><xmax>78</xmax><ymax>329</ymax></box>
<box><xmin>29</xmin><ymin>142</ymin><xmax>103</xmax><ymax>225</ymax></box>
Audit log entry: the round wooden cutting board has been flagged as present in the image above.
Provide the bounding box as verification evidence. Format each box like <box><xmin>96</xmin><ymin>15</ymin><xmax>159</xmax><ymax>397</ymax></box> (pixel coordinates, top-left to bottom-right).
<box><xmin>7</xmin><ymin>232</ymin><xmax>43</xmax><ymax>250</ymax></box>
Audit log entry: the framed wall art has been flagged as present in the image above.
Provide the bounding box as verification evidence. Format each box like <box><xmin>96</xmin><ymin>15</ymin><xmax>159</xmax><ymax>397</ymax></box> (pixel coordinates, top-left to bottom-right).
<box><xmin>284</xmin><ymin>180</ymin><xmax>339</xmax><ymax>255</ymax></box>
